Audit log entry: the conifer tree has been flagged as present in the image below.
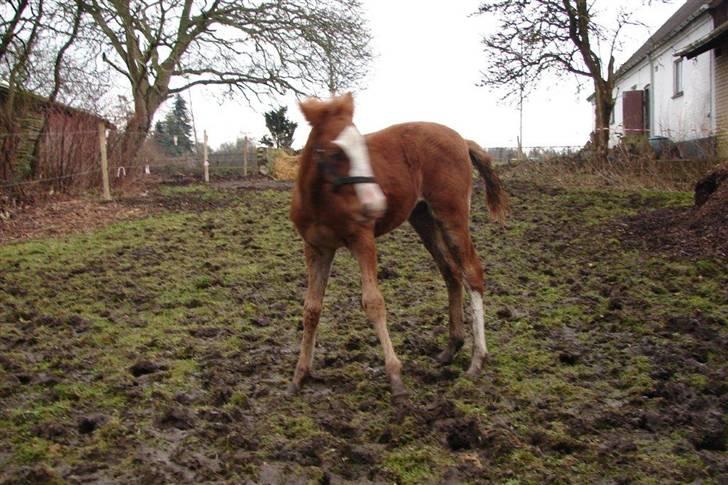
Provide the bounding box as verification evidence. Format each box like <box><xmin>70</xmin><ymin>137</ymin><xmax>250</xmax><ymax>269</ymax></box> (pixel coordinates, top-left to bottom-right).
<box><xmin>172</xmin><ymin>95</ymin><xmax>194</xmax><ymax>153</ymax></box>
<box><xmin>155</xmin><ymin>95</ymin><xmax>195</xmax><ymax>156</ymax></box>
<box><xmin>264</xmin><ymin>106</ymin><xmax>297</xmax><ymax>150</ymax></box>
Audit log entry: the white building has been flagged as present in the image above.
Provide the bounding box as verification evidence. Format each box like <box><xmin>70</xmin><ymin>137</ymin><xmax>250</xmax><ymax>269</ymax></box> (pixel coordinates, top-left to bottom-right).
<box><xmin>604</xmin><ymin>0</ymin><xmax>728</xmax><ymax>158</ymax></box>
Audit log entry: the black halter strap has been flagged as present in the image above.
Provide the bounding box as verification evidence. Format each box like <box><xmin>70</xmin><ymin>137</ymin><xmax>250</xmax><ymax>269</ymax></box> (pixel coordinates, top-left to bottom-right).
<box><xmin>314</xmin><ymin>146</ymin><xmax>377</xmax><ymax>192</ymax></box>
<box><xmin>331</xmin><ymin>175</ymin><xmax>377</xmax><ymax>189</ymax></box>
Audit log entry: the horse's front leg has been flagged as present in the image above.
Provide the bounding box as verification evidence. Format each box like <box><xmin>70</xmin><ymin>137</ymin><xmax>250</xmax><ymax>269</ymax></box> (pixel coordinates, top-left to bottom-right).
<box><xmin>289</xmin><ymin>243</ymin><xmax>334</xmax><ymax>395</ymax></box>
<box><xmin>349</xmin><ymin>233</ymin><xmax>407</xmax><ymax>400</ymax></box>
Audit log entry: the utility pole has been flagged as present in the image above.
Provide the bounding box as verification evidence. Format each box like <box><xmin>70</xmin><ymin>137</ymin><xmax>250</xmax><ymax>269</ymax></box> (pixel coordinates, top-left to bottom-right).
<box><xmin>243</xmin><ymin>136</ymin><xmax>249</xmax><ymax>176</ymax></box>
<box><xmin>517</xmin><ymin>39</ymin><xmax>525</xmax><ymax>161</ymax></box>
<box><xmin>518</xmin><ymin>84</ymin><xmax>524</xmax><ymax>161</ymax></box>
<box><xmin>203</xmin><ymin>130</ymin><xmax>209</xmax><ymax>183</ymax></box>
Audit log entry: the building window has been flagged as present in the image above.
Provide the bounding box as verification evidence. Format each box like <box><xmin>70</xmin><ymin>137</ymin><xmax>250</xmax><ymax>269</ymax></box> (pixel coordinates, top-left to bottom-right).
<box><xmin>673</xmin><ymin>58</ymin><xmax>684</xmax><ymax>97</ymax></box>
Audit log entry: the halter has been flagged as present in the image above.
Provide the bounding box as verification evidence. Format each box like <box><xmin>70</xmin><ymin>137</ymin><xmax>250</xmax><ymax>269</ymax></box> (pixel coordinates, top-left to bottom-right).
<box><xmin>314</xmin><ymin>147</ymin><xmax>377</xmax><ymax>192</ymax></box>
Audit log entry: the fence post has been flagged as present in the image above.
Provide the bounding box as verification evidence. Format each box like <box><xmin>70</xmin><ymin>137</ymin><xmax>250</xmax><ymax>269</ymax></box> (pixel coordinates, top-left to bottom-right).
<box><xmin>256</xmin><ymin>146</ymin><xmax>270</xmax><ymax>175</ymax></box>
<box><xmin>98</xmin><ymin>121</ymin><xmax>111</xmax><ymax>201</ymax></box>
<box><xmin>203</xmin><ymin>129</ymin><xmax>209</xmax><ymax>183</ymax></box>
<box><xmin>243</xmin><ymin>136</ymin><xmax>249</xmax><ymax>176</ymax></box>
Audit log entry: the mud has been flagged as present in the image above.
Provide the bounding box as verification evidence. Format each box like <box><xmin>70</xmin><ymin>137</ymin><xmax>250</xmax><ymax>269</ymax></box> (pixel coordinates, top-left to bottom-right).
<box><xmin>0</xmin><ymin>177</ymin><xmax>726</xmax><ymax>483</ymax></box>
<box><xmin>620</xmin><ymin>162</ymin><xmax>728</xmax><ymax>259</ymax></box>
<box><xmin>0</xmin><ymin>176</ymin><xmax>287</xmax><ymax>244</ymax></box>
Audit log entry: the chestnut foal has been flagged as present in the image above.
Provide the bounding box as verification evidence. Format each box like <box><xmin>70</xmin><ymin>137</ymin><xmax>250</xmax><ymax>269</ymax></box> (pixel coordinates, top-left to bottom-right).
<box><xmin>289</xmin><ymin>93</ymin><xmax>508</xmax><ymax>399</ymax></box>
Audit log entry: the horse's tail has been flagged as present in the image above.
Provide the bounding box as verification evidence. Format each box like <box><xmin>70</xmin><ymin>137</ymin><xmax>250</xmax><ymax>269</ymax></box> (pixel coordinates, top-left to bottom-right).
<box><xmin>467</xmin><ymin>140</ymin><xmax>509</xmax><ymax>224</ymax></box>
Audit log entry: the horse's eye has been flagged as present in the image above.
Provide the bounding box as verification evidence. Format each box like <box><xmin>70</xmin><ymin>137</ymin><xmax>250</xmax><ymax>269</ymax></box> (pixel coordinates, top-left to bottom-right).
<box><xmin>332</xmin><ymin>149</ymin><xmax>347</xmax><ymax>163</ymax></box>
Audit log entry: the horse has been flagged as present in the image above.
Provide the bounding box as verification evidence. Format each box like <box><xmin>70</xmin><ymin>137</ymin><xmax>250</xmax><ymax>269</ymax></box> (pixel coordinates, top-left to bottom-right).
<box><xmin>288</xmin><ymin>93</ymin><xmax>508</xmax><ymax>400</ymax></box>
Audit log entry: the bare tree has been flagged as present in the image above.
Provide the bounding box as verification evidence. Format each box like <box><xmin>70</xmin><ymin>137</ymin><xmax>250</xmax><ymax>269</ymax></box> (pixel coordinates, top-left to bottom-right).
<box><xmin>1</xmin><ymin>0</ymin><xmax>45</xmax><ymax>181</ymax></box>
<box><xmin>1</xmin><ymin>0</ymin><xmax>110</xmax><ymax>181</ymax></box>
<box><xmin>28</xmin><ymin>1</ymin><xmax>83</xmax><ymax>177</ymax></box>
<box><xmin>1</xmin><ymin>0</ymin><xmax>108</xmax><ymax>108</ymax></box>
<box><xmin>476</xmin><ymin>0</ymin><xmax>664</xmax><ymax>162</ymax></box>
<box><xmin>78</xmin><ymin>0</ymin><xmax>372</xmax><ymax>163</ymax></box>
<box><xmin>29</xmin><ymin>3</ymin><xmax>112</xmax><ymax>112</ymax></box>
<box><xmin>0</xmin><ymin>1</ymin><xmax>31</xmax><ymax>64</ymax></box>
<box><xmin>0</xmin><ymin>0</ymin><xmax>42</xmax><ymax>117</ymax></box>
<box><xmin>307</xmin><ymin>7</ymin><xmax>372</xmax><ymax>96</ymax></box>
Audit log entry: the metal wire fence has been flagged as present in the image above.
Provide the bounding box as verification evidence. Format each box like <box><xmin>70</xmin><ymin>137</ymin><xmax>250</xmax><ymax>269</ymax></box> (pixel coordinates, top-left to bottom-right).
<box><xmin>0</xmin><ymin>127</ymin><xmax>275</xmax><ymax>198</ymax></box>
<box><xmin>486</xmin><ymin>145</ymin><xmax>585</xmax><ymax>165</ymax></box>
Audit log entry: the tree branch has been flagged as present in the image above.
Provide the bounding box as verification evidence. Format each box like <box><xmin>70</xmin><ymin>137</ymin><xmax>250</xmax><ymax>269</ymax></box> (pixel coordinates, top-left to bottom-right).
<box><xmin>0</xmin><ymin>0</ymin><xmax>30</xmax><ymax>61</ymax></box>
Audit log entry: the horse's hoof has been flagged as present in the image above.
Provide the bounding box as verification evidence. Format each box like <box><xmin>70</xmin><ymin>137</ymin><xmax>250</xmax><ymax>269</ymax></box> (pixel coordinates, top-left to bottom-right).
<box><xmin>437</xmin><ymin>339</ymin><xmax>463</xmax><ymax>365</ymax></box>
<box><xmin>391</xmin><ymin>389</ymin><xmax>410</xmax><ymax>406</ymax></box>
<box><xmin>464</xmin><ymin>367</ymin><xmax>480</xmax><ymax>380</ymax></box>
<box><xmin>306</xmin><ymin>372</ymin><xmax>323</xmax><ymax>383</ymax></box>
<box><xmin>465</xmin><ymin>354</ymin><xmax>489</xmax><ymax>378</ymax></box>
<box><xmin>287</xmin><ymin>382</ymin><xmax>301</xmax><ymax>396</ymax></box>
<box><xmin>390</xmin><ymin>377</ymin><xmax>409</xmax><ymax>404</ymax></box>
<box><xmin>436</xmin><ymin>349</ymin><xmax>454</xmax><ymax>365</ymax></box>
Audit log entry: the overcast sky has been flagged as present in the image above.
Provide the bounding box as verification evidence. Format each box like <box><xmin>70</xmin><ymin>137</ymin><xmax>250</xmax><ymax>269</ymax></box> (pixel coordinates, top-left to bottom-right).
<box><xmin>185</xmin><ymin>1</ymin><xmax>681</xmax><ymax>151</ymax></box>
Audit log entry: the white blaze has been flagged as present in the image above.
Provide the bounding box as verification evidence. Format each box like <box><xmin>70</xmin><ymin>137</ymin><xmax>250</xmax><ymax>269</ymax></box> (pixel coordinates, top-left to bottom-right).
<box><xmin>332</xmin><ymin>125</ymin><xmax>387</xmax><ymax>215</ymax></box>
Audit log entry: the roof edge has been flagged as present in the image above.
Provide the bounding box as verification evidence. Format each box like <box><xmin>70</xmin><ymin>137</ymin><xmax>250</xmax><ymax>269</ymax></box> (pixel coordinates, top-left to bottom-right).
<box><xmin>0</xmin><ymin>83</ymin><xmax>115</xmax><ymax>129</ymax></box>
<box><xmin>615</xmin><ymin>2</ymin><xmax>711</xmax><ymax>81</ymax></box>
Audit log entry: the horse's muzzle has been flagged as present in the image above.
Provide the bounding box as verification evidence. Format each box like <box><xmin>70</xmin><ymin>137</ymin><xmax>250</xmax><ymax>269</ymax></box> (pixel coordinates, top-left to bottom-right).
<box><xmin>362</xmin><ymin>200</ymin><xmax>386</xmax><ymax>220</ymax></box>
<box><xmin>358</xmin><ymin>184</ymin><xmax>387</xmax><ymax>220</ymax></box>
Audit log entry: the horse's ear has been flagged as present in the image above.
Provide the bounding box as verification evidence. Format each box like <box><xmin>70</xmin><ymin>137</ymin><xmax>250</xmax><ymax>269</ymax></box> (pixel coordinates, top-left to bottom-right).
<box><xmin>336</xmin><ymin>92</ymin><xmax>354</xmax><ymax>118</ymax></box>
<box><xmin>299</xmin><ymin>98</ymin><xmax>328</xmax><ymax>127</ymax></box>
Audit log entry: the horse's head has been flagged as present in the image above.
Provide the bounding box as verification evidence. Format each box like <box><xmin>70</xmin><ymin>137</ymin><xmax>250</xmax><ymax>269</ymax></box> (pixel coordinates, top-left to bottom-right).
<box><xmin>299</xmin><ymin>93</ymin><xmax>386</xmax><ymax>221</ymax></box>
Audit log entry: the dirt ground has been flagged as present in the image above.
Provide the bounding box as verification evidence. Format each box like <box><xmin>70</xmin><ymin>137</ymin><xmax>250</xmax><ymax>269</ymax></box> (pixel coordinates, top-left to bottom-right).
<box><xmin>619</xmin><ymin>163</ymin><xmax>728</xmax><ymax>260</ymax></box>
<box><xmin>0</xmin><ymin>176</ymin><xmax>726</xmax><ymax>483</ymax></box>
<box><xmin>0</xmin><ymin>195</ymin><xmax>152</xmax><ymax>244</ymax></box>
<box><xmin>0</xmin><ymin>175</ymin><xmax>290</xmax><ymax>244</ymax></box>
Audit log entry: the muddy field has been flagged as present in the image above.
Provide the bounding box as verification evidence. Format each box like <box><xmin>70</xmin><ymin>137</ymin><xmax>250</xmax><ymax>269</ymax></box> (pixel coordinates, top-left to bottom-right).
<box><xmin>1</xmin><ymin>177</ymin><xmax>726</xmax><ymax>483</ymax></box>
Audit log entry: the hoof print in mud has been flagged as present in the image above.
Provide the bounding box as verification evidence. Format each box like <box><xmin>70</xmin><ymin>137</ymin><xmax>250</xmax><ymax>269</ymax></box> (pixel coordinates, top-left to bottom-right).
<box><xmin>78</xmin><ymin>414</ymin><xmax>108</xmax><ymax>435</ymax></box>
<box><xmin>438</xmin><ymin>417</ymin><xmax>483</xmax><ymax>451</ymax></box>
<box><xmin>129</xmin><ymin>360</ymin><xmax>165</xmax><ymax>378</ymax></box>
<box><xmin>558</xmin><ymin>350</ymin><xmax>581</xmax><ymax>365</ymax></box>
<box><xmin>156</xmin><ymin>407</ymin><xmax>196</xmax><ymax>430</ymax></box>
<box><xmin>690</xmin><ymin>413</ymin><xmax>727</xmax><ymax>451</ymax></box>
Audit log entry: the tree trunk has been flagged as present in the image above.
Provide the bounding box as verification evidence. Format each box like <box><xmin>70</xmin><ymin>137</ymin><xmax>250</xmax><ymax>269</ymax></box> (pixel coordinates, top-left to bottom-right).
<box><xmin>117</xmin><ymin>112</ymin><xmax>151</xmax><ymax>165</ymax></box>
<box><xmin>115</xmin><ymin>91</ymin><xmax>164</xmax><ymax>165</ymax></box>
<box><xmin>0</xmin><ymin>113</ymin><xmax>15</xmax><ymax>181</ymax></box>
<box><xmin>0</xmin><ymin>89</ymin><xmax>28</xmax><ymax>183</ymax></box>
<box><xmin>592</xmin><ymin>81</ymin><xmax>613</xmax><ymax>165</ymax></box>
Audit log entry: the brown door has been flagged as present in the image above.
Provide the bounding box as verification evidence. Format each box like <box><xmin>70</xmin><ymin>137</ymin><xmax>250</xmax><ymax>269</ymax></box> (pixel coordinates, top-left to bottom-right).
<box><xmin>623</xmin><ymin>90</ymin><xmax>645</xmax><ymax>135</ymax></box>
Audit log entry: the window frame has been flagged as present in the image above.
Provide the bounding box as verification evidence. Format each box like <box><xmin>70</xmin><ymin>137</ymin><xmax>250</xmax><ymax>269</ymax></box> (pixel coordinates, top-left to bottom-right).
<box><xmin>673</xmin><ymin>58</ymin><xmax>684</xmax><ymax>98</ymax></box>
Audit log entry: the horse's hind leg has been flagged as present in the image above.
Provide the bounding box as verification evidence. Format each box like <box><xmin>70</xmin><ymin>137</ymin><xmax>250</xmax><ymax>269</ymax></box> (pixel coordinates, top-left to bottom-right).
<box><xmin>289</xmin><ymin>243</ymin><xmax>334</xmax><ymax>395</ymax></box>
<box><xmin>443</xmin><ymin>222</ymin><xmax>488</xmax><ymax>376</ymax></box>
<box><xmin>408</xmin><ymin>202</ymin><xmax>465</xmax><ymax>364</ymax></box>
<box><xmin>349</xmin><ymin>233</ymin><xmax>407</xmax><ymax>400</ymax></box>
<box><xmin>428</xmin><ymin>205</ymin><xmax>489</xmax><ymax>377</ymax></box>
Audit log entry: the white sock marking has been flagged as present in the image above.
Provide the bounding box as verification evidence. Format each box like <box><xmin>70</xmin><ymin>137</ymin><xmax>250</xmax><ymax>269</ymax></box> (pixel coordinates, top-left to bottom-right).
<box><xmin>332</xmin><ymin>125</ymin><xmax>387</xmax><ymax>214</ymax></box>
<box><xmin>470</xmin><ymin>291</ymin><xmax>488</xmax><ymax>356</ymax></box>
